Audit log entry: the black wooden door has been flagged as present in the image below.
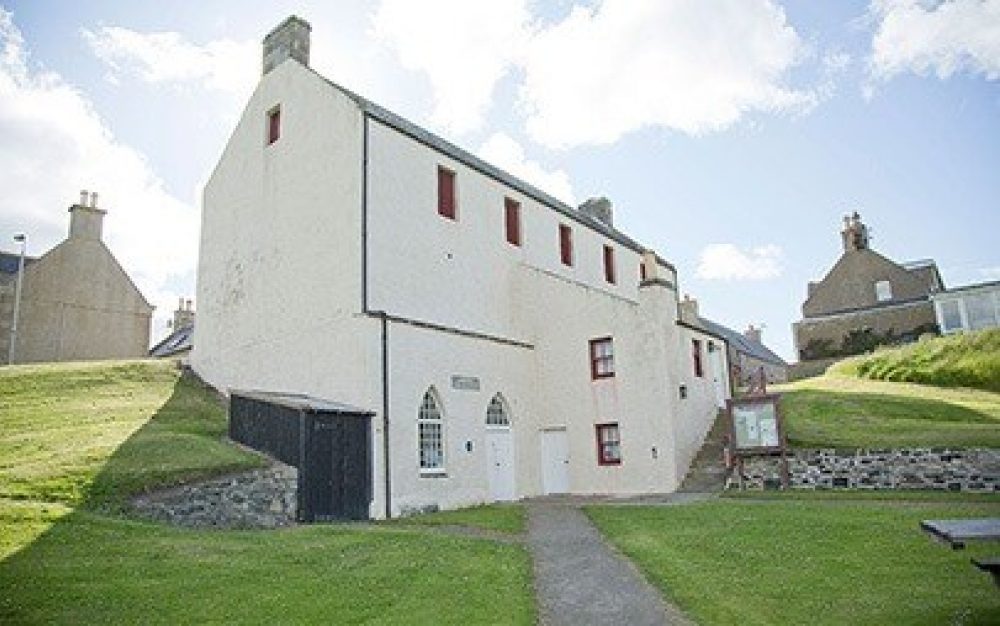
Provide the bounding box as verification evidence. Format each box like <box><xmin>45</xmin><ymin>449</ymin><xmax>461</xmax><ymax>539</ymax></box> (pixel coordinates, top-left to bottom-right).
<box><xmin>304</xmin><ymin>416</ymin><xmax>371</xmax><ymax>521</ymax></box>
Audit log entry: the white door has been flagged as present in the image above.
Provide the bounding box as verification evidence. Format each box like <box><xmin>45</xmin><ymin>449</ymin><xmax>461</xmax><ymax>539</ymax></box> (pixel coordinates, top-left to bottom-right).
<box><xmin>709</xmin><ymin>346</ymin><xmax>728</xmax><ymax>408</ymax></box>
<box><xmin>487</xmin><ymin>430</ymin><xmax>515</xmax><ymax>501</ymax></box>
<box><xmin>540</xmin><ymin>428</ymin><xmax>569</xmax><ymax>494</ymax></box>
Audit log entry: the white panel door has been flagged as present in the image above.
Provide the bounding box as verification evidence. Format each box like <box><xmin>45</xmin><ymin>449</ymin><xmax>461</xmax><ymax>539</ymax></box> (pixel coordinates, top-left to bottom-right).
<box><xmin>540</xmin><ymin>428</ymin><xmax>569</xmax><ymax>495</ymax></box>
<box><xmin>710</xmin><ymin>348</ymin><xmax>728</xmax><ymax>408</ymax></box>
<box><xmin>487</xmin><ymin>429</ymin><xmax>515</xmax><ymax>502</ymax></box>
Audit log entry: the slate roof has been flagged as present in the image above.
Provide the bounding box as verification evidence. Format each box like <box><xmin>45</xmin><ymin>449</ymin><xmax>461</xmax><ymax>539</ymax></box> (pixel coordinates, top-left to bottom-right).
<box><xmin>308</xmin><ymin>67</ymin><xmax>674</xmax><ymax>269</ymax></box>
<box><xmin>934</xmin><ymin>279</ymin><xmax>1000</xmax><ymax>295</ymax></box>
<box><xmin>149</xmin><ymin>324</ymin><xmax>193</xmax><ymax>358</ymax></box>
<box><xmin>0</xmin><ymin>251</ymin><xmax>37</xmax><ymax>277</ymax></box>
<box><xmin>697</xmin><ymin>317</ymin><xmax>787</xmax><ymax>367</ymax></box>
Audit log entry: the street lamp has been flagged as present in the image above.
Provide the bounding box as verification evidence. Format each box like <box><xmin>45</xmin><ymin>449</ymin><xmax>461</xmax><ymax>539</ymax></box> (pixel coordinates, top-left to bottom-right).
<box><xmin>8</xmin><ymin>233</ymin><xmax>26</xmax><ymax>365</ymax></box>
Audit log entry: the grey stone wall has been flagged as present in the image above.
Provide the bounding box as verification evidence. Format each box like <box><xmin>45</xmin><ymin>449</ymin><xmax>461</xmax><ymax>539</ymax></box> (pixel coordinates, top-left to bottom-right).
<box><xmin>732</xmin><ymin>448</ymin><xmax>1000</xmax><ymax>492</ymax></box>
<box><xmin>132</xmin><ymin>463</ymin><xmax>298</xmax><ymax>528</ymax></box>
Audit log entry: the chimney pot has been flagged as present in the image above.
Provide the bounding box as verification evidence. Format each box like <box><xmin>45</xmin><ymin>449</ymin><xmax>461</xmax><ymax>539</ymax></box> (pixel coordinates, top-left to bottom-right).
<box><xmin>90</xmin><ymin>192</ymin><xmax>98</xmax><ymax>208</ymax></box>
<box><xmin>578</xmin><ymin>197</ymin><xmax>614</xmax><ymax>227</ymax></box>
<box><xmin>80</xmin><ymin>190</ymin><xmax>88</xmax><ymax>206</ymax></box>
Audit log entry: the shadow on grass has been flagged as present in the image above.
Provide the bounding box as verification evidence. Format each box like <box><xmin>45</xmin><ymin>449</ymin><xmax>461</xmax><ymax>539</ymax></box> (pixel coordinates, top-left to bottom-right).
<box><xmin>0</xmin><ymin>368</ymin><xmax>264</xmax><ymax>620</ymax></box>
<box><xmin>0</xmin><ymin>369</ymin><xmax>537</xmax><ymax>624</ymax></box>
<box><xmin>782</xmin><ymin>387</ymin><xmax>1000</xmax><ymax>448</ymax></box>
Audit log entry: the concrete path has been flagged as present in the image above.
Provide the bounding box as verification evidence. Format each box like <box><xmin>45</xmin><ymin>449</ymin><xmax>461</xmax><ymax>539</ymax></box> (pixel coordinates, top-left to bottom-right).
<box><xmin>527</xmin><ymin>502</ymin><xmax>694</xmax><ymax>626</ymax></box>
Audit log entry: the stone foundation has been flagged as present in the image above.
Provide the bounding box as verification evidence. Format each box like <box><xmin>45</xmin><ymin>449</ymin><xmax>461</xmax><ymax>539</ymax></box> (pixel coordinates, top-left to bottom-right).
<box><xmin>732</xmin><ymin>448</ymin><xmax>1000</xmax><ymax>492</ymax></box>
<box><xmin>132</xmin><ymin>463</ymin><xmax>298</xmax><ymax>528</ymax></box>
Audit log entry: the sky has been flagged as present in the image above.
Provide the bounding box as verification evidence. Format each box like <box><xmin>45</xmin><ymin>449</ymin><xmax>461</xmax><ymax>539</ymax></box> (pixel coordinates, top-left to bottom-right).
<box><xmin>0</xmin><ymin>0</ymin><xmax>998</xmax><ymax>360</ymax></box>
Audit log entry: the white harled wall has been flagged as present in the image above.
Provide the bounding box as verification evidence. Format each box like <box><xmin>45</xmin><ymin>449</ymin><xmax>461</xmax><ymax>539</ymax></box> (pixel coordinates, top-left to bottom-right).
<box><xmin>196</xmin><ymin>58</ymin><xmax>727</xmax><ymax>518</ymax></box>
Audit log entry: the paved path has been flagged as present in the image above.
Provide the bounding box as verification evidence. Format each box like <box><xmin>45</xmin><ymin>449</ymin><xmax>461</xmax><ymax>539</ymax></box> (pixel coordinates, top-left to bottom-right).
<box><xmin>527</xmin><ymin>502</ymin><xmax>694</xmax><ymax>626</ymax></box>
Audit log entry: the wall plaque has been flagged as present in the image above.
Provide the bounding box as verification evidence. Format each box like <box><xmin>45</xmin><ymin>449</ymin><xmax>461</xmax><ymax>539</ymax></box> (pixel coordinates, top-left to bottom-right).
<box><xmin>451</xmin><ymin>375</ymin><xmax>480</xmax><ymax>391</ymax></box>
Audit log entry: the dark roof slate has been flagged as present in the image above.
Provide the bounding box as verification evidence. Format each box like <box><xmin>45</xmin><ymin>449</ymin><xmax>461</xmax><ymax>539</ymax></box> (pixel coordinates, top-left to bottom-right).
<box><xmin>149</xmin><ymin>324</ymin><xmax>193</xmax><ymax>358</ymax></box>
<box><xmin>697</xmin><ymin>317</ymin><xmax>787</xmax><ymax>367</ymax></box>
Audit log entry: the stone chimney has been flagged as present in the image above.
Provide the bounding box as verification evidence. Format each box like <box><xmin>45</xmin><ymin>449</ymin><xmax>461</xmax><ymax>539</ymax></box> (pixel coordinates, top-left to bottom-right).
<box><xmin>68</xmin><ymin>189</ymin><xmax>106</xmax><ymax>241</ymax></box>
<box><xmin>744</xmin><ymin>324</ymin><xmax>762</xmax><ymax>344</ymax></box>
<box><xmin>579</xmin><ymin>197</ymin><xmax>613</xmax><ymax>227</ymax></box>
<box><xmin>841</xmin><ymin>211</ymin><xmax>869</xmax><ymax>252</ymax></box>
<box><xmin>171</xmin><ymin>297</ymin><xmax>195</xmax><ymax>330</ymax></box>
<box><xmin>678</xmin><ymin>294</ymin><xmax>699</xmax><ymax>324</ymax></box>
<box><xmin>263</xmin><ymin>16</ymin><xmax>311</xmax><ymax>76</ymax></box>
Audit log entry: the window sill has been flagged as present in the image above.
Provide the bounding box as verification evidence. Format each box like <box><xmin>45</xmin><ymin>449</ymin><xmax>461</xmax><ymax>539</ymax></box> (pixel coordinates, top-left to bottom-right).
<box><xmin>419</xmin><ymin>469</ymin><xmax>448</xmax><ymax>478</ymax></box>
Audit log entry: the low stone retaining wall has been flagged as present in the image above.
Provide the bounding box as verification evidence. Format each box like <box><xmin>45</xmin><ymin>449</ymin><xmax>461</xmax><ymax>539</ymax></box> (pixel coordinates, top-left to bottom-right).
<box><xmin>132</xmin><ymin>463</ymin><xmax>298</xmax><ymax>528</ymax></box>
<box><xmin>733</xmin><ymin>448</ymin><xmax>1000</xmax><ymax>492</ymax></box>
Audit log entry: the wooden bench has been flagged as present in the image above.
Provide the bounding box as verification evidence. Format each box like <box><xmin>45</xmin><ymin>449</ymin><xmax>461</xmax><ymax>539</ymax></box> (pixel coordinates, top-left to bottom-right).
<box><xmin>972</xmin><ymin>557</ymin><xmax>1000</xmax><ymax>588</ymax></box>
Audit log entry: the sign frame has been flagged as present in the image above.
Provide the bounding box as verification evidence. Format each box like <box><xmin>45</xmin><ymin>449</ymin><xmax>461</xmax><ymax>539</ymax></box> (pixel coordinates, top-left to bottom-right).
<box><xmin>726</xmin><ymin>393</ymin><xmax>786</xmax><ymax>455</ymax></box>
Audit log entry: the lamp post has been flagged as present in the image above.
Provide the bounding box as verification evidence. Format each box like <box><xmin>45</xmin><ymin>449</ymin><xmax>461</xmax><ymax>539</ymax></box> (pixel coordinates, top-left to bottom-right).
<box><xmin>8</xmin><ymin>233</ymin><xmax>26</xmax><ymax>365</ymax></box>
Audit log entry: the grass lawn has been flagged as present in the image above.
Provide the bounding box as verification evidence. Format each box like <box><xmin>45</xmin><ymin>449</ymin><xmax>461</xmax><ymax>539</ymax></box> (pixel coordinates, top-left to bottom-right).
<box><xmin>0</xmin><ymin>360</ymin><xmax>535</xmax><ymax>625</ymax></box>
<box><xmin>774</xmin><ymin>373</ymin><xmax>1000</xmax><ymax>448</ymax></box>
<box><xmin>0</xmin><ymin>359</ymin><xmax>263</xmax><ymax>510</ymax></box>
<box><xmin>588</xmin><ymin>500</ymin><xmax>1000</xmax><ymax>626</ymax></box>
<box><xmin>830</xmin><ymin>329</ymin><xmax>1000</xmax><ymax>392</ymax></box>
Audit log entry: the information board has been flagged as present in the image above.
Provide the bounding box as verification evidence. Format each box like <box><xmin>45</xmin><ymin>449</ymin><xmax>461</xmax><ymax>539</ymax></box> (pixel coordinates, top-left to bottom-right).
<box><xmin>728</xmin><ymin>394</ymin><xmax>784</xmax><ymax>453</ymax></box>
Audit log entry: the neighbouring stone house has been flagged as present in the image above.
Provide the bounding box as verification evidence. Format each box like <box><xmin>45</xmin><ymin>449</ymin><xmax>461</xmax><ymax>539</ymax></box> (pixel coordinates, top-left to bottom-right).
<box><xmin>792</xmin><ymin>213</ymin><xmax>943</xmax><ymax>362</ymax></box>
<box><xmin>192</xmin><ymin>16</ymin><xmax>730</xmax><ymax>519</ymax></box>
<box><xmin>932</xmin><ymin>280</ymin><xmax>1000</xmax><ymax>334</ymax></box>
<box><xmin>0</xmin><ymin>191</ymin><xmax>153</xmax><ymax>364</ymax></box>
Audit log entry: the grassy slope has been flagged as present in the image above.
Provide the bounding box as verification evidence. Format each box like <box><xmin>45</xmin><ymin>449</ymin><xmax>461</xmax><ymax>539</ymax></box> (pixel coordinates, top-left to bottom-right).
<box><xmin>774</xmin><ymin>374</ymin><xmax>1000</xmax><ymax>448</ymax></box>
<box><xmin>830</xmin><ymin>329</ymin><xmax>1000</xmax><ymax>392</ymax></box>
<box><xmin>0</xmin><ymin>360</ymin><xmax>534</xmax><ymax>625</ymax></box>
<box><xmin>389</xmin><ymin>503</ymin><xmax>526</xmax><ymax>534</ymax></box>
<box><xmin>588</xmin><ymin>500</ymin><xmax>1000</xmax><ymax>626</ymax></box>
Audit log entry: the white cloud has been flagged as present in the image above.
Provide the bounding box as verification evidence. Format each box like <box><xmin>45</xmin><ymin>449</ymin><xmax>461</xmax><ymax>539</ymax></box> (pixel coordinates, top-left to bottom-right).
<box><xmin>0</xmin><ymin>9</ymin><xmax>198</xmax><ymax>338</ymax></box>
<box><xmin>870</xmin><ymin>0</ymin><xmax>1000</xmax><ymax>81</ymax></box>
<box><xmin>82</xmin><ymin>25</ymin><xmax>257</xmax><ymax>96</ymax></box>
<box><xmin>477</xmin><ymin>133</ymin><xmax>575</xmax><ymax>204</ymax></box>
<box><xmin>696</xmin><ymin>243</ymin><xmax>783</xmax><ymax>280</ymax></box>
<box><xmin>520</xmin><ymin>0</ymin><xmax>815</xmax><ymax>148</ymax></box>
<box><xmin>371</xmin><ymin>0</ymin><xmax>532</xmax><ymax>135</ymax></box>
<box><xmin>372</xmin><ymin>0</ymin><xmax>816</xmax><ymax>148</ymax></box>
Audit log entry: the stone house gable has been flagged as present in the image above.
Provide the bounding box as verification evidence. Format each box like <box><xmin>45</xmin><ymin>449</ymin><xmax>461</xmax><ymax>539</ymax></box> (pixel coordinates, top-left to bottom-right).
<box><xmin>803</xmin><ymin>248</ymin><xmax>932</xmax><ymax>318</ymax></box>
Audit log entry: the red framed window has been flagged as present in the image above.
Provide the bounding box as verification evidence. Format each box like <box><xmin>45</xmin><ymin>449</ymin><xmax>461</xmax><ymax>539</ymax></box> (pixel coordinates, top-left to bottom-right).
<box><xmin>267</xmin><ymin>106</ymin><xmax>281</xmax><ymax>145</ymax></box>
<box><xmin>437</xmin><ymin>166</ymin><xmax>456</xmax><ymax>219</ymax></box>
<box><xmin>589</xmin><ymin>337</ymin><xmax>614</xmax><ymax>379</ymax></box>
<box><xmin>505</xmin><ymin>197</ymin><xmax>521</xmax><ymax>246</ymax></box>
<box><xmin>692</xmin><ymin>339</ymin><xmax>704</xmax><ymax>377</ymax></box>
<box><xmin>603</xmin><ymin>245</ymin><xmax>616</xmax><ymax>284</ymax></box>
<box><xmin>596</xmin><ymin>423</ymin><xmax>621</xmax><ymax>465</ymax></box>
<box><xmin>559</xmin><ymin>224</ymin><xmax>573</xmax><ymax>266</ymax></box>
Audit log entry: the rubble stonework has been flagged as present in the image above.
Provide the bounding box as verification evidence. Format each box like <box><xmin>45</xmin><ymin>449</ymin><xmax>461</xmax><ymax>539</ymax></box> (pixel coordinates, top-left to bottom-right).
<box><xmin>132</xmin><ymin>463</ymin><xmax>298</xmax><ymax>528</ymax></box>
<box><xmin>733</xmin><ymin>448</ymin><xmax>1000</xmax><ymax>492</ymax></box>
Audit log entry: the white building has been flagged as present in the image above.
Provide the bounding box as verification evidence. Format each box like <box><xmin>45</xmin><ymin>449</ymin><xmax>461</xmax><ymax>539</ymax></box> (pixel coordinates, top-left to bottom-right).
<box><xmin>932</xmin><ymin>281</ymin><xmax>1000</xmax><ymax>334</ymax></box>
<box><xmin>193</xmin><ymin>16</ymin><xmax>728</xmax><ymax>519</ymax></box>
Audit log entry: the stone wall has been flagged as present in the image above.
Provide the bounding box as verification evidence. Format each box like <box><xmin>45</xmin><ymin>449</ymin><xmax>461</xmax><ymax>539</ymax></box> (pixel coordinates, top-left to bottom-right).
<box><xmin>733</xmin><ymin>448</ymin><xmax>1000</xmax><ymax>492</ymax></box>
<box><xmin>792</xmin><ymin>299</ymin><xmax>936</xmax><ymax>361</ymax></box>
<box><xmin>132</xmin><ymin>463</ymin><xmax>298</xmax><ymax>528</ymax></box>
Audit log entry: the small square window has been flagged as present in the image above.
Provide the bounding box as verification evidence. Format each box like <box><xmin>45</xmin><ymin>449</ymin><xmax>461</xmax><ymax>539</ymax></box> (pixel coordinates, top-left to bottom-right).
<box><xmin>692</xmin><ymin>339</ymin><xmax>704</xmax><ymax>378</ymax></box>
<box><xmin>505</xmin><ymin>198</ymin><xmax>521</xmax><ymax>246</ymax></box>
<box><xmin>267</xmin><ymin>106</ymin><xmax>281</xmax><ymax>145</ymax></box>
<box><xmin>596</xmin><ymin>423</ymin><xmax>621</xmax><ymax>465</ymax></box>
<box><xmin>875</xmin><ymin>280</ymin><xmax>892</xmax><ymax>302</ymax></box>
<box><xmin>603</xmin><ymin>245</ymin><xmax>616</xmax><ymax>284</ymax></box>
<box><xmin>590</xmin><ymin>337</ymin><xmax>614</xmax><ymax>380</ymax></box>
<box><xmin>559</xmin><ymin>224</ymin><xmax>573</xmax><ymax>266</ymax></box>
<box><xmin>438</xmin><ymin>166</ymin><xmax>456</xmax><ymax>220</ymax></box>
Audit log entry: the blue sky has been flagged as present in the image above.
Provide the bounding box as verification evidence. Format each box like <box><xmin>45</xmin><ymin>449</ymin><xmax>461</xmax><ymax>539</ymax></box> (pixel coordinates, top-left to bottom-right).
<box><xmin>1</xmin><ymin>1</ymin><xmax>998</xmax><ymax>359</ymax></box>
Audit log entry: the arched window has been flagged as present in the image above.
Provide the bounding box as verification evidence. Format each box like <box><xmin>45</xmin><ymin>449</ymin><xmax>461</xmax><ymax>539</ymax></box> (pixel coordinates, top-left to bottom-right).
<box><xmin>486</xmin><ymin>393</ymin><xmax>509</xmax><ymax>427</ymax></box>
<box><xmin>418</xmin><ymin>388</ymin><xmax>444</xmax><ymax>472</ymax></box>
